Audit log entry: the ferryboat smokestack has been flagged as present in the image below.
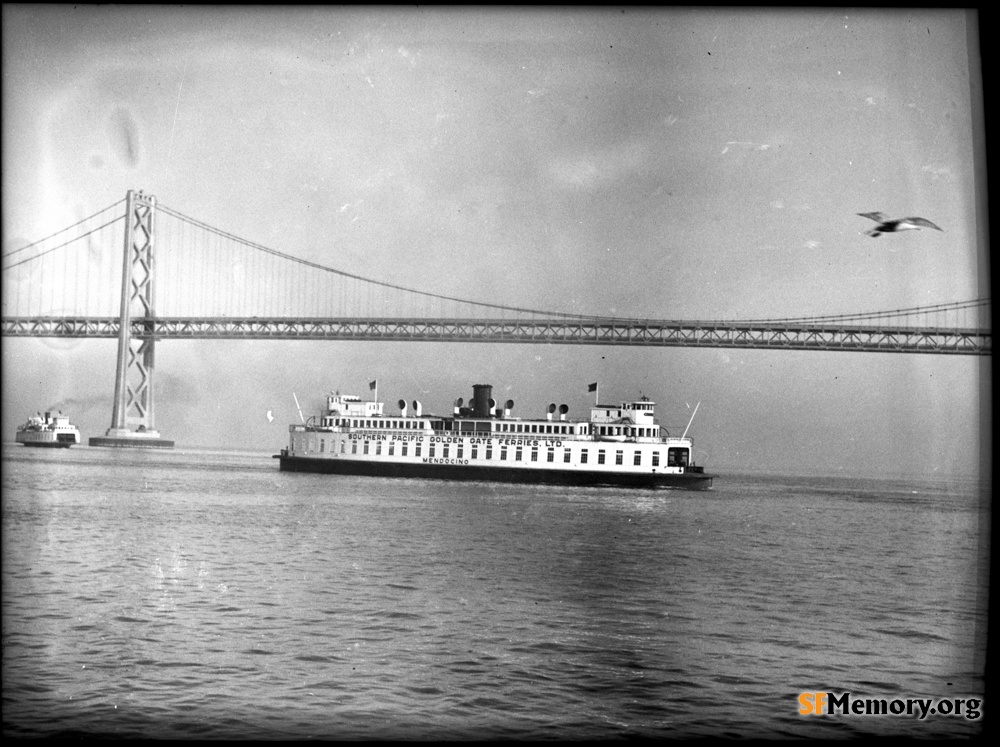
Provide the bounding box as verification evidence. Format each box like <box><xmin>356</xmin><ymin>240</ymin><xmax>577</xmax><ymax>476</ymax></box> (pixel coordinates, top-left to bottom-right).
<box><xmin>398</xmin><ymin>399</ymin><xmax>407</xmax><ymax>417</ymax></box>
<box><xmin>472</xmin><ymin>384</ymin><xmax>493</xmax><ymax>418</ymax></box>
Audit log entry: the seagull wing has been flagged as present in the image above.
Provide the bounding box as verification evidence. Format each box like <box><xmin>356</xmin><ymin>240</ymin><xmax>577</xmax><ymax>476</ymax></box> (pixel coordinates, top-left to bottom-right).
<box><xmin>904</xmin><ymin>217</ymin><xmax>943</xmax><ymax>231</ymax></box>
<box><xmin>857</xmin><ymin>212</ymin><xmax>889</xmax><ymax>223</ymax></box>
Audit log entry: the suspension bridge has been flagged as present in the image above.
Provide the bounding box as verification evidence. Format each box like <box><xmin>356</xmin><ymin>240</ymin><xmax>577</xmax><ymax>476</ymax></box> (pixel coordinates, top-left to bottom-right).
<box><xmin>2</xmin><ymin>190</ymin><xmax>990</xmax><ymax>446</ymax></box>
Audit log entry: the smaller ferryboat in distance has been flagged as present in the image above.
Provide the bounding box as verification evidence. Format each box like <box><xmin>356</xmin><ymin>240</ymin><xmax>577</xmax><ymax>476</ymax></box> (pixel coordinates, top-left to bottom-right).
<box><xmin>15</xmin><ymin>411</ymin><xmax>81</xmax><ymax>448</ymax></box>
<box><xmin>276</xmin><ymin>382</ymin><xmax>714</xmax><ymax>490</ymax></box>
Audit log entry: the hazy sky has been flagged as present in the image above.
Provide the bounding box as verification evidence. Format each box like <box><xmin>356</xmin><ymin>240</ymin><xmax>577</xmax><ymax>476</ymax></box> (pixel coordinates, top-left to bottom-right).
<box><xmin>1</xmin><ymin>7</ymin><xmax>989</xmax><ymax>477</ymax></box>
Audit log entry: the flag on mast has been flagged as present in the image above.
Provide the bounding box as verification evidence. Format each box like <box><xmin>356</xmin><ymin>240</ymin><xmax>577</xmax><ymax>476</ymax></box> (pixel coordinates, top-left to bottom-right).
<box><xmin>369</xmin><ymin>379</ymin><xmax>378</xmax><ymax>404</ymax></box>
<box><xmin>588</xmin><ymin>382</ymin><xmax>598</xmax><ymax>403</ymax></box>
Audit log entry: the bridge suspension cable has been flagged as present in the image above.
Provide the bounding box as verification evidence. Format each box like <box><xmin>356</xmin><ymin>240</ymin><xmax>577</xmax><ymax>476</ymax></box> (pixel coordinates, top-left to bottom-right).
<box><xmin>1</xmin><ymin>199</ymin><xmax>126</xmax><ymax>267</ymax></box>
<box><xmin>736</xmin><ymin>298</ymin><xmax>990</xmax><ymax>328</ymax></box>
<box><xmin>158</xmin><ymin>202</ymin><xmax>644</xmax><ymax>322</ymax></box>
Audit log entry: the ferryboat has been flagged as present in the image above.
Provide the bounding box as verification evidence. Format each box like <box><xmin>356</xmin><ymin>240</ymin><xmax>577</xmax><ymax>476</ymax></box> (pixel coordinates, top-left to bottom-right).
<box><xmin>276</xmin><ymin>383</ymin><xmax>714</xmax><ymax>490</ymax></box>
<box><xmin>15</xmin><ymin>411</ymin><xmax>81</xmax><ymax>448</ymax></box>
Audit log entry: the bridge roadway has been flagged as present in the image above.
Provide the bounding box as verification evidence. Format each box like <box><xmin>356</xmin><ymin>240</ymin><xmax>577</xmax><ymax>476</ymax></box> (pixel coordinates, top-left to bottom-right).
<box><xmin>0</xmin><ymin>315</ymin><xmax>990</xmax><ymax>355</ymax></box>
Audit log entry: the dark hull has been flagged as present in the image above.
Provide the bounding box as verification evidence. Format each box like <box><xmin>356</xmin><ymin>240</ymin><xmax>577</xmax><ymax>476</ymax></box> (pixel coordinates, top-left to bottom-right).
<box><xmin>89</xmin><ymin>436</ymin><xmax>175</xmax><ymax>449</ymax></box>
<box><xmin>277</xmin><ymin>455</ymin><xmax>714</xmax><ymax>490</ymax></box>
<box><xmin>18</xmin><ymin>441</ymin><xmax>74</xmax><ymax>448</ymax></box>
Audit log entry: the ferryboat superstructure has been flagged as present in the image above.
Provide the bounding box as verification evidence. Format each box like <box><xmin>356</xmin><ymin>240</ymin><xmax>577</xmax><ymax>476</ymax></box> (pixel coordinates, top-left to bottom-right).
<box><xmin>15</xmin><ymin>411</ymin><xmax>81</xmax><ymax>448</ymax></box>
<box><xmin>276</xmin><ymin>383</ymin><xmax>713</xmax><ymax>490</ymax></box>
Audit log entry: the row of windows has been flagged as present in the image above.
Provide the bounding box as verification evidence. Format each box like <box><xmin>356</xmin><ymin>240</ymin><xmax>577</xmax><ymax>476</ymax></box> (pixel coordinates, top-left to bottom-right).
<box><xmin>327</xmin><ymin>418</ymin><xmax>428</xmax><ymax>430</ymax></box>
<box><xmin>328</xmin><ymin>417</ymin><xmax>583</xmax><ymax>435</ymax></box>
<box><xmin>311</xmin><ymin>437</ymin><xmax>690</xmax><ymax>467</ymax></box>
<box><xmin>594</xmin><ymin>425</ymin><xmax>658</xmax><ymax>438</ymax></box>
<box><xmin>323</xmin><ymin>417</ymin><xmax>663</xmax><ymax>440</ymax></box>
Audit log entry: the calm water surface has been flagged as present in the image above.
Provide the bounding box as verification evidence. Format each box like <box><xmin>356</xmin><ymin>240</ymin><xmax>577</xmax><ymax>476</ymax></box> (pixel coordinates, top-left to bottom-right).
<box><xmin>2</xmin><ymin>445</ymin><xmax>988</xmax><ymax>739</ymax></box>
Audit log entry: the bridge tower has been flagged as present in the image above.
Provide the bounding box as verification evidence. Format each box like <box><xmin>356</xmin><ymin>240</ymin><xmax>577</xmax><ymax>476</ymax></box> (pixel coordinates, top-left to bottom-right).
<box><xmin>89</xmin><ymin>190</ymin><xmax>174</xmax><ymax>448</ymax></box>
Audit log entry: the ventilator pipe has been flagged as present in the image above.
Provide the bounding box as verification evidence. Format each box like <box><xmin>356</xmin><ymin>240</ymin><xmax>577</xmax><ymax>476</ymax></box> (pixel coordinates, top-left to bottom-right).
<box><xmin>547</xmin><ymin>403</ymin><xmax>557</xmax><ymax>421</ymax></box>
<box><xmin>504</xmin><ymin>399</ymin><xmax>514</xmax><ymax>418</ymax></box>
<box><xmin>559</xmin><ymin>404</ymin><xmax>569</xmax><ymax>421</ymax></box>
<box><xmin>412</xmin><ymin>400</ymin><xmax>422</xmax><ymax>417</ymax></box>
<box><xmin>398</xmin><ymin>399</ymin><xmax>408</xmax><ymax>418</ymax></box>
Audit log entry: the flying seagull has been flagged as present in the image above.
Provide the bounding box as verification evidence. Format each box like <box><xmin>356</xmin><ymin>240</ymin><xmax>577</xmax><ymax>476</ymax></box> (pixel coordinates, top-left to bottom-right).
<box><xmin>857</xmin><ymin>212</ymin><xmax>943</xmax><ymax>237</ymax></box>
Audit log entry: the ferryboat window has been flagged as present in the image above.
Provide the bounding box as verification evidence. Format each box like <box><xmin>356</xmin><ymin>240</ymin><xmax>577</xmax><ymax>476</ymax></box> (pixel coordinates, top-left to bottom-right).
<box><xmin>364</xmin><ymin>441</ymin><xmax>370</xmax><ymax>455</ymax></box>
<box><xmin>443</xmin><ymin>444</ymin><xmax>449</xmax><ymax>458</ymax></box>
<box><xmin>485</xmin><ymin>446</ymin><xmax>492</xmax><ymax>459</ymax></box>
<box><xmin>430</xmin><ymin>444</ymin><xmax>436</xmax><ymax>458</ymax></box>
<box><xmin>457</xmin><ymin>445</ymin><xmax>463</xmax><ymax>459</ymax></box>
<box><xmin>320</xmin><ymin>439</ymin><xmax>325</xmax><ymax>452</ymax></box>
<box><xmin>581</xmin><ymin>450</ymin><xmax>588</xmax><ymax>464</ymax></box>
<box><xmin>388</xmin><ymin>443</ymin><xmax>394</xmax><ymax>456</ymax></box>
<box><xmin>471</xmin><ymin>446</ymin><xmax>478</xmax><ymax>459</ymax></box>
<box><xmin>415</xmin><ymin>443</ymin><xmax>422</xmax><ymax>457</ymax></box>
<box><xmin>531</xmin><ymin>449</ymin><xmax>538</xmax><ymax>462</ymax></box>
<box><xmin>547</xmin><ymin>449</ymin><xmax>554</xmax><ymax>462</ymax></box>
<box><xmin>616</xmin><ymin>450</ymin><xmax>623</xmax><ymax>465</ymax></box>
<box><xmin>652</xmin><ymin>451</ymin><xmax>660</xmax><ymax>467</ymax></box>
<box><xmin>352</xmin><ymin>442</ymin><xmax>358</xmax><ymax>454</ymax></box>
<box><xmin>402</xmin><ymin>443</ymin><xmax>408</xmax><ymax>456</ymax></box>
<box><xmin>376</xmin><ymin>442</ymin><xmax>382</xmax><ymax>455</ymax></box>
<box><xmin>633</xmin><ymin>451</ymin><xmax>641</xmax><ymax>466</ymax></box>
<box><xmin>515</xmin><ymin>448</ymin><xmax>522</xmax><ymax>461</ymax></box>
<box><xmin>341</xmin><ymin>442</ymin><xmax>346</xmax><ymax>453</ymax></box>
<box><xmin>500</xmin><ymin>447</ymin><xmax>507</xmax><ymax>461</ymax></box>
<box><xmin>598</xmin><ymin>450</ymin><xmax>606</xmax><ymax>465</ymax></box>
<box><xmin>668</xmin><ymin>447</ymin><xmax>689</xmax><ymax>467</ymax></box>
<box><xmin>563</xmin><ymin>449</ymin><xmax>571</xmax><ymax>463</ymax></box>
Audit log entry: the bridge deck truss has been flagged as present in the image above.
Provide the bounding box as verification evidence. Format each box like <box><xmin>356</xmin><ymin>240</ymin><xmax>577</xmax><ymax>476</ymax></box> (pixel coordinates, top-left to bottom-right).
<box><xmin>0</xmin><ymin>316</ymin><xmax>990</xmax><ymax>355</ymax></box>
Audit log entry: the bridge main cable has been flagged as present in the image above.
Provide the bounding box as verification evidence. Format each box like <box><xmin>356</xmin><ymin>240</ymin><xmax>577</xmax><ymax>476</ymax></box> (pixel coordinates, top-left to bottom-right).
<box><xmin>1</xmin><ymin>199</ymin><xmax>127</xmax><ymax>269</ymax></box>
<box><xmin>158</xmin><ymin>202</ymin><xmax>648</xmax><ymax>323</ymax></box>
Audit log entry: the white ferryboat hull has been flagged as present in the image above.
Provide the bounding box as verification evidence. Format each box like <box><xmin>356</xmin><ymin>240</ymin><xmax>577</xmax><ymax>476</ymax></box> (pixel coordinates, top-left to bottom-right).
<box><xmin>276</xmin><ymin>427</ymin><xmax>713</xmax><ymax>490</ymax></box>
<box><xmin>277</xmin><ymin>451</ymin><xmax>713</xmax><ymax>489</ymax></box>
<box><xmin>16</xmin><ymin>430</ymin><xmax>80</xmax><ymax>448</ymax></box>
<box><xmin>278</xmin><ymin>384</ymin><xmax>714</xmax><ymax>491</ymax></box>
